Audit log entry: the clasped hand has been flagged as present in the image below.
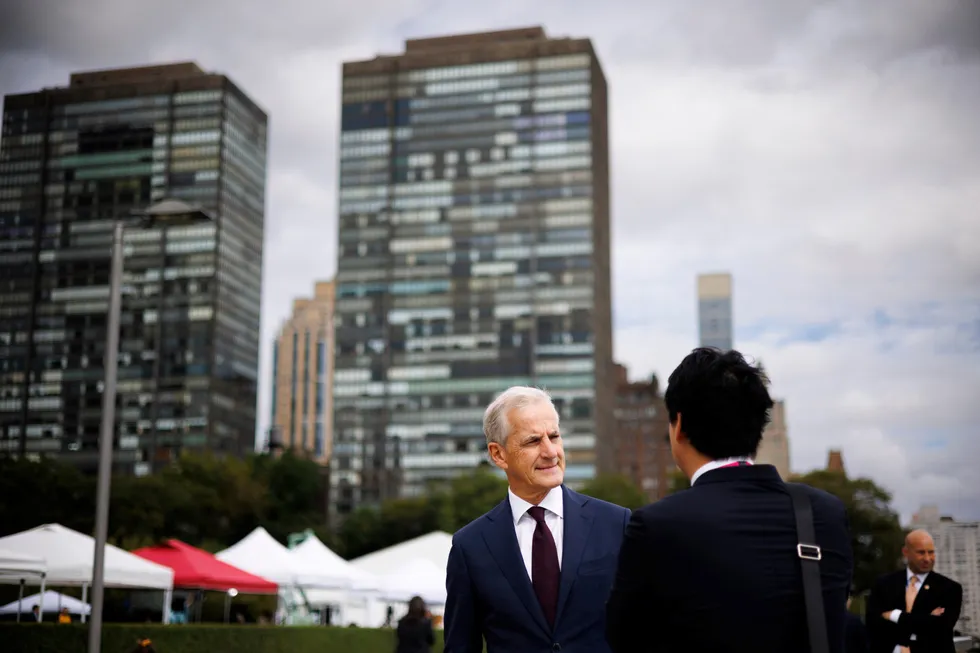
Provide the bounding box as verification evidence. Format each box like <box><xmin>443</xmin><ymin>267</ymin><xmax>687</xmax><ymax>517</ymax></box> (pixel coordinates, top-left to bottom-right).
<box><xmin>880</xmin><ymin>607</ymin><xmax>945</xmax><ymax>619</ymax></box>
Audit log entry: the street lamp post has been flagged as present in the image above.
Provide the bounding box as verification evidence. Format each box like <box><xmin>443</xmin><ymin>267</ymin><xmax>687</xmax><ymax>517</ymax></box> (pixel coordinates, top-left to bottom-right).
<box><xmin>87</xmin><ymin>219</ymin><xmax>123</xmax><ymax>653</ymax></box>
<box><xmin>88</xmin><ymin>199</ymin><xmax>213</xmax><ymax>653</ymax></box>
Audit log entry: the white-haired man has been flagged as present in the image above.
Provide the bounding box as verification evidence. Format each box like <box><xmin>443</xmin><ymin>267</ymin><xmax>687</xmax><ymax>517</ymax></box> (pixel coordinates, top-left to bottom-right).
<box><xmin>444</xmin><ymin>386</ymin><xmax>631</xmax><ymax>653</ymax></box>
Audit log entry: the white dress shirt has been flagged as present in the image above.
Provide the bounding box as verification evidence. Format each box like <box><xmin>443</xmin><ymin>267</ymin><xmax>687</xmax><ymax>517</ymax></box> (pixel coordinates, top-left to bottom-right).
<box><xmin>509</xmin><ymin>486</ymin><xmax>564</xmax><ymax>581</ymax></box>
<box><xmin>690</xmin><ymin>457</ymin><xmax>754</xmax><ymax>485</ymax></box>
<box><xmin>890</xmin><ymin>568</ymin><xmax>929</xmax><ymax>653</ymax></box>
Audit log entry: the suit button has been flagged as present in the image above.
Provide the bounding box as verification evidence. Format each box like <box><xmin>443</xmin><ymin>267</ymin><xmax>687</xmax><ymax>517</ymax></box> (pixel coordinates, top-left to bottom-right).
<box><xmin>552</xmin><ymin>644</ymin><xmax>561</xmax><ymax>651</ymax></box>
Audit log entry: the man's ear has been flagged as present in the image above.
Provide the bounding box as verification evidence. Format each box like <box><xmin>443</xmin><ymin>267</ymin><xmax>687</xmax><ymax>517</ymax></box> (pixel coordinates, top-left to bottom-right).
<box><xmin>487</xmin><ymin>442</ymin><xmax>508</xmax><ymax>470</ymax></box>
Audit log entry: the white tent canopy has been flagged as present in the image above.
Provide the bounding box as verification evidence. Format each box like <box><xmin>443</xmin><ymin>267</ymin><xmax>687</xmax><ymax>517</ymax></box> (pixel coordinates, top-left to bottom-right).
<box><xmin>292</xmin><ymin>535</ymin><xmax>378</xmax><ymax>593</ymax></box>
<box><xmin>351</xmin><ymin>531</ymin><xmax>453</xmax><ymax>577</ymax></box>
<box><xmin>377</xmin><ymin>558</ymin><xmax>447</xmax><ymax>606</ymax></box>
<box><xmin>0</xmin><ymin>590</ymin><xmax>91</xmax><ymax>616</ymax></box>
<box><xmin>0</xmin><ymin>548</ymin><xmax>46</xmax><ymax>579</ymax></box>
<box><xmin>216</xmin><ymin>527</ymin><xmax>347</xmax><ymax>589</ymax></box>
<box><xmin>0</xmin><ymin>524</ymin><xmax>173</xmax><ymax>590</ymax></box>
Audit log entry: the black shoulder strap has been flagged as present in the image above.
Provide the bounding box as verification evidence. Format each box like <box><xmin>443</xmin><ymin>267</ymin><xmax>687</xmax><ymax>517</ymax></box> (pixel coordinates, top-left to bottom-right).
<box><xmin>786</xmin><ymin>482</ymin><xmax>830</xmax><ymax>653</ymax></box>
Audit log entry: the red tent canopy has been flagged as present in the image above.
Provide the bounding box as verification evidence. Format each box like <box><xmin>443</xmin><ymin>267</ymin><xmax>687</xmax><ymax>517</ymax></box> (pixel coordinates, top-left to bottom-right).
<box><xmin>132</xmin><ymin>539</ymin><xmax>277</xmax><ymax>594</ymax></box>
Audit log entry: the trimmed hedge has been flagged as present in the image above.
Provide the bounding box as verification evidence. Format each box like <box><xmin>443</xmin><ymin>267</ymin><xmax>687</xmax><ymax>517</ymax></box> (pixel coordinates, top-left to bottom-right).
<box><xmin>0</xmin><ymin>623</ymin><xmax>446</xmax><ymax>653</ymax></box>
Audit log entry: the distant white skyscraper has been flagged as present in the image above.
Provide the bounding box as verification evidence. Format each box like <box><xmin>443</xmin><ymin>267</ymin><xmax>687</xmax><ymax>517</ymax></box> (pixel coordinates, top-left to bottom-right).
<box><xmin>697</xmin><ymin>273</ymin><xmax>733</xmax><ymax>351</ymax></box>
<box><xmin>912</xmin><ymin>506</ymin><xmax>980</xmax><ymax>637</ymax></box>
<box><xmin>756</xmin><ymin>400</ymin><xmax>790</xmax><ymax>479</ymax></box>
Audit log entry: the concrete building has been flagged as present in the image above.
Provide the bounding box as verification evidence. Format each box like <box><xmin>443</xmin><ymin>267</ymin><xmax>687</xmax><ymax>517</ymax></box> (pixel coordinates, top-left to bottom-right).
<box><xmin>331</xmin><ymin>27</ymin><xmax>613</xmax><ymax>515</ymax></box>
<box><xmin>697</xmin><ymin>273</ymin><xmax>733</xmax><ymax>351</ymax></box>
<box><xmin>610</xmin><ymin>363</ymin><xmax>673</xmax><ymax>501</ymax></box>
<box><xmin>756</xmin><ymin>399</ymin><xmax>790</xmax><ymax>479</ymax></box>
<box><xmin>0</xmin><ymin>63</ymin><xmax>268</xmax><ymax>473</ymax></box>
<box><xmin>270</xmin><ymin>281</ymin><xmax>335</xmax><ymax>464</ymax></box>
<box><xmin>912</xmin><ymin>506</ymin><xmax>980</xmax><ymax>637</ymax></box>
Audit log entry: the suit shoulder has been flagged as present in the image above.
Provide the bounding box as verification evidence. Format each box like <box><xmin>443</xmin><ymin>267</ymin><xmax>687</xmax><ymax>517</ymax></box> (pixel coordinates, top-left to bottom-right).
<box><xmin>452</xmin><ymin>503</ymin><xmax>503</xmax><ymax>546</ymax></box>
<box><xmin>787</xmin><ymin>481</ymin><xmax>846</xmax><ymax>512</ymax></box>
<box><xmin>929</xmin><ymin>571</ymin><xmax>963</xmax><ymax>591</ymax></box>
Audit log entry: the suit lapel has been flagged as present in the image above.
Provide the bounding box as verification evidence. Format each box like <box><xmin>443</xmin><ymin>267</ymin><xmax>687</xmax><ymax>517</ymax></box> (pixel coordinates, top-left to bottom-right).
<box><xmin>554</xmin><ymin>487</ymin><xmax>594</xmax><ymax>627</ymax></box>
<box><xmin>482</xmin><ymin>499</ymin><xmax>550</xmax><ymax>636</ymax></box>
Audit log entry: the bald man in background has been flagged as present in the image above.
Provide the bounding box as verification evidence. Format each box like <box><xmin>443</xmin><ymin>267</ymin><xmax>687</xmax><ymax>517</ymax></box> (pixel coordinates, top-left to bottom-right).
<box><xmin>866</xmin><ymin>529</ymin><xmax>962</xmax><ymax>653</ymax></box>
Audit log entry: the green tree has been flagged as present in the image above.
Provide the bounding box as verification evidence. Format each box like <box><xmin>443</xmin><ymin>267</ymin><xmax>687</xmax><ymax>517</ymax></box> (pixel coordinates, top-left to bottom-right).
<box><xmin>795</xmin><ymin>470</ymin><xmax>905</xmax><ymax>593</ymax></box>
<box><xmin>666</xmin><ymin>468</ymin><xmax>691</xmax><ymax>495</ymax></box>
<box><xmin>440</xmin><ymin>467</ymin><xmax>509</xmax><ymax>531</ymax></box>
<box><xmin>337</xmin><ymin>495</ymin><xmax>447</xmax><ymax>560</ymax></box>
<box><xmin>250</xmin><ymin>450</ymin><xmax>327</xmax><ymax>542</ymax></box>
<box><xmin>579</xmin><ymin>474</ymin><xmax>648</xmax><ymax>509</ymax></box>
<box><xmin>0</xmin><ymin>456</ymin><xmax>94</xmax><ymax>537</ymax></box>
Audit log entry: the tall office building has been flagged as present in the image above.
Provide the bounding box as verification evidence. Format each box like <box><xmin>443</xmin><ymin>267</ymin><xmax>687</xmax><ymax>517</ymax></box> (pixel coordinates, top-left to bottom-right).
<box><xmin>756</xmin><ymin>399</ymin><xmax>790</xmax><ymax>479</ymax></box>
<box><xmin>332</xmin><ymin>27</ymin><xmax>613</xmax><ymax>515</ymax></box>
<box><xmin>912</xmin><ymin>506</ymin><xmax>980</xmax><ymax>637</ymax></box>
<box><xmin>270</xmin><ymin>281</ymin><xmax>335</xmax><ymax>464</ymax></box>
<box><xmin>697</xmin><ymin>272</ymin><xmax>733</xmax><ymax>351</ymax></box>
<box><xmin>0</xmin><ymin>63</ymin><xmax>267</xmax><ymax>473</ymax></box>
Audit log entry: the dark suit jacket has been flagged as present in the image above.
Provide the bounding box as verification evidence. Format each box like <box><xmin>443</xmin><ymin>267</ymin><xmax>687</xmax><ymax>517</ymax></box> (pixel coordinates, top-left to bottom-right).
<box><xmin>846</xmin><ymin>611</ymin><xmax>870</xmax><ymax>653</ymax></box>
<box><xmin>444</xmin><ymin>485</ymin><xmax>631</xmax><ymax>653</ymax></box>
<box><xmin>395</xmin><ymin>616</ymin><xmax>434</xmax><ymax>653</ymax></box>
<box><xmin>866</xmin><ymin>570</ymin><xmax>963</xmax><ymax>653</ymax></box>
<box><xmin>606</xmin><ymin>464</ymin><xmax>854</xmax><ymax>653</ymax></box>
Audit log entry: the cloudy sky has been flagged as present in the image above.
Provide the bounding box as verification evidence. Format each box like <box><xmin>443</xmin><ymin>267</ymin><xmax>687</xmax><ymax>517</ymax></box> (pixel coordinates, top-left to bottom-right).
<box><xmin>2</xmin><ymin>0</ymin><xmax>978</xmax><ymax>521</ymax></box>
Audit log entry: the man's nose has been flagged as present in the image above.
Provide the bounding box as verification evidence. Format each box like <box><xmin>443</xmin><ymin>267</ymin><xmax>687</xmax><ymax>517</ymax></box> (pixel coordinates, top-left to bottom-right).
<box><xmin>540</xmin><ymin>438</ymin><xmax>558</xmax><ymax>457</ymax></box>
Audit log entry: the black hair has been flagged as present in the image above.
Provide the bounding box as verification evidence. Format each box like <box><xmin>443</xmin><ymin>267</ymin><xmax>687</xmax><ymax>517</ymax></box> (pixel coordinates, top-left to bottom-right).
<box><xmin>401</xmin><ymin>596</ymin><xmax>427</xmax><ymax>623</ymax></box>
<box><xmin>664</xmin><ymin>347</ymin><xmax>774</xmax><ymax>459</ymax></box>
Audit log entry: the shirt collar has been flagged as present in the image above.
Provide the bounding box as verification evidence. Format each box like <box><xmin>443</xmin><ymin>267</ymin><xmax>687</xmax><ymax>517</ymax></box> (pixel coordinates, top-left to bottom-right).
<box><xmin>907</xmin><ymin>568</ymin><xmax>929</xmax><ymax>585</ymax></box>
<box><xmin>690</xmin><ymin>457</ymin><xmax>755</xmax><ymax>486</ymax></box>
<box><xmin>508</xmin><ymin>486</ymin><xmax>564</xmax><ymax>525</ymax></box>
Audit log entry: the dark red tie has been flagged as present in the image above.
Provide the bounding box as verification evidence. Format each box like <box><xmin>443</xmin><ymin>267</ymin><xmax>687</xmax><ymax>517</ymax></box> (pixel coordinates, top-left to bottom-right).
<box><xmin>529</xmin><ymin>506</ymin><xmax>560</xmax><ymax>628</ymax></box>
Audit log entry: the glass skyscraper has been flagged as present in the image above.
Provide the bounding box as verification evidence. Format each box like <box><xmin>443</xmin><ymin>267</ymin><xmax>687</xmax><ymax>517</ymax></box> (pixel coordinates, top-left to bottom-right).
<box><xmin>0</xmin><ymin>63</ymin><xmax>267</xmax><ymax>473</ymax></box>
<box><xmin>331</xmin><ymin>28</ymin><xmax>613</xmax><ymax>516</ymax></box>
<box><xmin>697</xmin><ymin>273</ymin><xmax>733</xmax><ymax>351</ymax></box>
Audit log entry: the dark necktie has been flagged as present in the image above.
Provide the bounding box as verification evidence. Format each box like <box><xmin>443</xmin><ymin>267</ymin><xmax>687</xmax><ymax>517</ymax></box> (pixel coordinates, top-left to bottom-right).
<box><xmin>529</xmin><ymin>505</ymin><xmax>560</xmax><ymax>628</ymax></box>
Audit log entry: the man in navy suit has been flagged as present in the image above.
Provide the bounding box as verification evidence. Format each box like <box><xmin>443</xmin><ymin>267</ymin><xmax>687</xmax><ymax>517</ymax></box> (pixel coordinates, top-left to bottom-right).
<box><xmin>606</xmin><ymin>348</ymin><xmax>854</xmax><ymax>653</ymax></box>
<box><xmin>444</xmin><ymin>386</ymin><xmax>631</xmax><ymax>653</ymax></box>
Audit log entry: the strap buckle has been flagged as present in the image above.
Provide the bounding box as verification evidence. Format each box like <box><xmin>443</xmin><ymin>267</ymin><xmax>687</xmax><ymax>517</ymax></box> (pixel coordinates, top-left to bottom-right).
<box><xmin>797</xmin><ymin>543</ymin><xmax>822</xmax><ymax>561</ymax></box>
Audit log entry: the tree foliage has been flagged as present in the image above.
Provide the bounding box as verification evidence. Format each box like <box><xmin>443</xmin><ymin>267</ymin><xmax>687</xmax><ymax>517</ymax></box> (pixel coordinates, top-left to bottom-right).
<box><xmin>666</xmin><ymin>468</ymin><xmax>691</xmax><ymax>495</ymax></box>
<box><xmin>579</xmin><ymin>474</ymin><xmax>648</xmax><ymax>509</ymax></box>
<box><xmin>337</xmin><ymin>467</ymin><xmax>508</xmax><ymax>559</ymax></box>
<box><xmin>0</xmin><ymin>451</ymin><xmax>333</xmax><ymax>554</ymax></box>
<box><xmin>795</xmin><ymin>469</ymin><xmax>905</xmax><ymax>593</ymax></box>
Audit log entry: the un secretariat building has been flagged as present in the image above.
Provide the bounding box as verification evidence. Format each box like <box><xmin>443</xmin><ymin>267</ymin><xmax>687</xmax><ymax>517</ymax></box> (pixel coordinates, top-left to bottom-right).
<box><xmin>331</xmin><ymin>27</ymin><xmax>614</xmax><ymax>518</ymax></box>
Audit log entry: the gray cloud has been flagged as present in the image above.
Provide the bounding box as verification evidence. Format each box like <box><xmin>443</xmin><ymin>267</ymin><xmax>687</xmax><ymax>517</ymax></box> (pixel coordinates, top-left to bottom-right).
<box><xmin>2</xmin><ymin>0</ymin><xmax>978</xmax><ymax>520</ymax></box>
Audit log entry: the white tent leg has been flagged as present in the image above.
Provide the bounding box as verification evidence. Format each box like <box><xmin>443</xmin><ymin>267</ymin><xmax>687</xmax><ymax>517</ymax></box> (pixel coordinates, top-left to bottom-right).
<box><xmin>81</xmin><ymin>584</ymin><xmax>88</xmax><ymax>623</ymax></box>
<box><xmin>37</xmin><ymin>574</ymin><xmax>45</xmax><ymax>622</ymax></box>
<box><xmin>16</xmin><ymin>579</ymin><xmax>24</xmax><ymax>623</ymax></box>
<box><xmin>162</xmin><ymin>589</ymin><xmax>172</xmax><ymax>624</ymax></box>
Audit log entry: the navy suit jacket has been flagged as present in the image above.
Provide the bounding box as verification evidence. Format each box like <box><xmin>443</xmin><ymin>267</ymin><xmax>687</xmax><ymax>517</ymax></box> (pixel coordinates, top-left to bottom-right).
<box><xmin>606</xmin><ymin>464</ymin><xmax>854</xmax><ymax>653</ymax></box>
<box><xmin>444</xmin><ymin>485</ymin><xmax>631</xmax><ymax>653</ymax></box>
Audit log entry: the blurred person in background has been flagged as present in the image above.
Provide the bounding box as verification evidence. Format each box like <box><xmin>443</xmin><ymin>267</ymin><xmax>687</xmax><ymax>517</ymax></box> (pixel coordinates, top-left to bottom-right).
<box><xmin>866</xmin><ymin>529</ymin><xmax>962</xmax><ymax>653</ymax></box>
<box><xmin>395</xmin><ymin>596</ymin><xmax>435</xmax><ymax>653</ymax></box>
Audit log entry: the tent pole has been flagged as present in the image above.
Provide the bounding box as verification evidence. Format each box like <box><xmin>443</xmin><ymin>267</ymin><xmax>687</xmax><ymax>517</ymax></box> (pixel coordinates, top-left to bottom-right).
<box><xmin>16</xmin><ymin>579</ymin><xmax>23</xmax><ymax>623</ymax></box>
<box><xmin>38</xmin><ymin>573</ymin><xmax>45</xmax><ymax>622</ymax></box>
<box><xmin>162</xmin><ymin>588</ymin><xmax>171</xmax><ymax>624</ymax></box>
<box><xmin>81</xmin><ymin>584</ymin><xmax>88</xmax><ymax>623</ymax></box>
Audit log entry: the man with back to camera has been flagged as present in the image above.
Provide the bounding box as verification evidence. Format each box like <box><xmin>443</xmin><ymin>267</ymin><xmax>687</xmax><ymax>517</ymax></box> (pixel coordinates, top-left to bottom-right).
<box><xmin>605</xmin><ymin>347</ymin><xmax>854</xmax><ymax>653</ymax></box>
<box><xmin>866</xmin><ymin>529</ymin><xmax>962</xmax><ymax>653</ymax></box>
<box><xmin>443</xmin><ymin>386</ymin><xmax>632</xmax><ymax>653</ymax></box>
